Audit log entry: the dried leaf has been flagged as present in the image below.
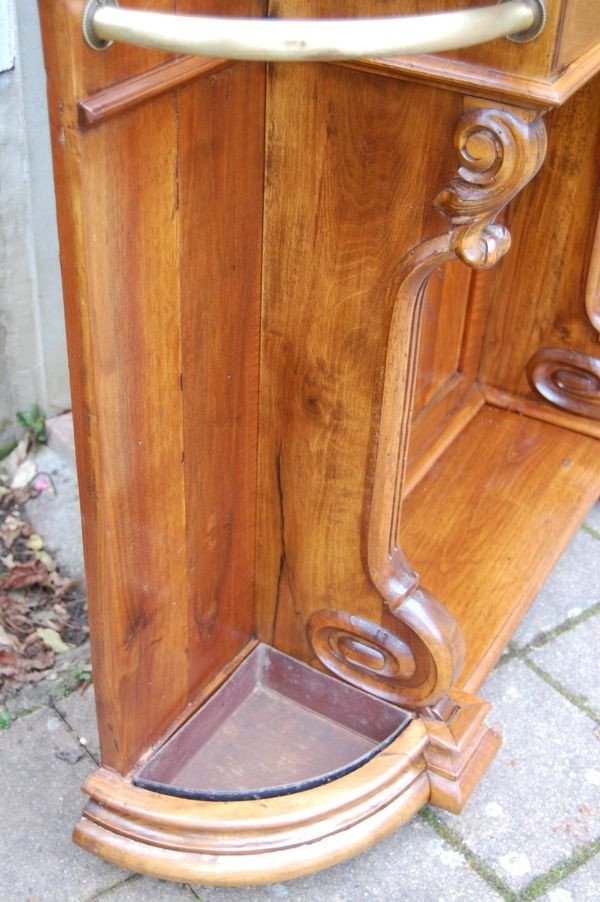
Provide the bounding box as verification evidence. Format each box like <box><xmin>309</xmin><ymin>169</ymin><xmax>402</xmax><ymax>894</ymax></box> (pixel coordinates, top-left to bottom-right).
<box><xmin>0</xmin><ymin>648</ymin><xmax>18</xmax><ymax>667</ymax></box>
<box><xmin>35</xmin><ymin>550</ymin><xmax>57</xmax><ymax>572</ymax></box>
<box><xmin>0</xmin><ymin>624</ymin><xmax>20</xmax><ymax>650</ymax></box>
<box><xmin>26</xmin><ymin>534</ymin><xmax>44</xmax><ymax>551</ymax></box>
<box><xmin>0</xmin><ymin>560</ymin><xmax>50</xmax><ymax>590</ymax></box>
<box><xmin>36</xmin><ymin>627</ymin><xmax>70</xmax><ymax>654</ymax></box>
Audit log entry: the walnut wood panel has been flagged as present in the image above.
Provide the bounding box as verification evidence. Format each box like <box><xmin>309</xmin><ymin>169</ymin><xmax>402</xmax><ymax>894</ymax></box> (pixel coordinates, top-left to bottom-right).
<box><xmin>400</xmin><ymin>405</ymin><xmax>600</xmax><ymax>692</ymax></box>
<box><xmin>480</xmin><ymin>75</ymin><xmax>600</xmax><ymax>397</ymax></box>
<box><xmin>343</xmin><ymin>42</ymin><xmax>600</xmax><ymax>111</ymax></box>
<box><xmin>178</xmin><ymin>62</ymin><xmax>264</xmax><ymax>698</ymax></box>
<box><xmin>556</xmin><ymin>0</ymin><xmax>600</xmax><ymax>71</ymax></box>
<box><xmin>256</xmin><ymin>63</ymin><xmax>463</xmax><ymax>660</ymax></box>
<box><xmin>413</xmin><ymin>261</ymin><xmax>472</xmax><ymax>414</ymax></box>
<box><xmin>78</xmin><ymin>55</ymin><xmax>231</xmax><ymax>127</ymax></box>
<box><xmin>275</xmin><ymin>0</ymin><xmax>563</xmax><ymax>81</ymax></box>
<box><xmin>40</xmin><ymin>0</ymin><xmax>175</xmax><ymax>104</ymax></box>
<box><xmin>39</xmin><ymin>0</ymin><xmax>265</xmax><ymax>773</ymax></box>
<box><xmin>484</xmin><ymin>384</ymin><xmax>600</xmax><ymax>439</ymax></box>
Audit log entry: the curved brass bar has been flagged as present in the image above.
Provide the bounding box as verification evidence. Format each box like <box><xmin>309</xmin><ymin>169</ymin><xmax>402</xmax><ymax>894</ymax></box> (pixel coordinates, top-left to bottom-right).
<box><xmin>82</xmin><ymin>0</ymin><xmax>542</xmax><ymax>59</ymax></box>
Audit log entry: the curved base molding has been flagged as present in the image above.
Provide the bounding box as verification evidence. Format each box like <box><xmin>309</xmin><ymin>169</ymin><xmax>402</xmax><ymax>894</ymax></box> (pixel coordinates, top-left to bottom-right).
<box><xmin>74</xmin><ymin>694</ymin><xmax>500</xmax><ymax>885</ymax></box>
<box><xmin>74</xmin><ymin>721</ymin><xmax>430</xmax><ymax>885</ymax></box>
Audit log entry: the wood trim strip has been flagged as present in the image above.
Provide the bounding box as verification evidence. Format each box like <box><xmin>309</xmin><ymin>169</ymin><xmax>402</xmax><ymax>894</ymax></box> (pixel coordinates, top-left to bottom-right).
<box><xmin>482</xmin><ymin>384</ymin><xmax>600</xmax><ymax>438</ymax></box>
<box><xmin>78</xmin><ymin>55</ymin><xmax>231</xmax><ymax>127</ymax></box>
<box><xmin>338</xmin><ymin>41</ymin><xmax>600</xmax><ymax>111</ymax></box>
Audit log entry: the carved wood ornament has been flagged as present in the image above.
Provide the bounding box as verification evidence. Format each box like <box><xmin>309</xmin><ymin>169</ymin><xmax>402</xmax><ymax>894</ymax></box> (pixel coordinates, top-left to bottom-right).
<box><xmin>527</xmin><ymin>347</ymin><xmax>600</xmax><ymax>419</ymax></box>
<box><xmin>309</xmin><ymin>107</ymin><xmax>547</xmax><ymax>710</ymax></box>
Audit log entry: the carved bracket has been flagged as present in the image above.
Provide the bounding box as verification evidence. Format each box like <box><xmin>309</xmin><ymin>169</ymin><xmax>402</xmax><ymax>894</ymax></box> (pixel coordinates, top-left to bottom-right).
<box><xmin>527</xmin><ymin>347</ymin><xmax>600</xmax><ymax>420</ymax></box>
<box><xmin>309</xmin><ymin>107</ymin><xmax>547</xmax><ymax>711</ymax></box>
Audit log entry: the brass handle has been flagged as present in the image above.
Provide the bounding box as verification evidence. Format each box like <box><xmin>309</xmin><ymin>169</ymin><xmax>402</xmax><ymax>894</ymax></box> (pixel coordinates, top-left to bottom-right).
<box><xmin>83</xmin><ymin>0</ymin><xmax>546</xmax><ymax>59</ymax></box>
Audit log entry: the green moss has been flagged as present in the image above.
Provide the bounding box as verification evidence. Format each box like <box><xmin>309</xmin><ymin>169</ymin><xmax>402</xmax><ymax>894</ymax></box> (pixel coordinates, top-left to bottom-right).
<box><xmin>524</xmin><ymin>602</ymin><xmax>600</xmax><ymax>652</ymax></box>
<box><xmin>524</xmin><ymin>658</ymin><xmax>600</xmax><ymax>725</ymax></box>
<box><xmin>582</xmin><ymin>523</ymin><xmax>600</xmax><ymax>542</ymax></box>
<box><xmin>419</xmin><ymin>806</ymin><xmax>517</xmax><ymax>901</ymax></box>
<box><xmin>519</xmin><ymin>836</ymin><xmax>600</xmax><ymax>899</ymax></box>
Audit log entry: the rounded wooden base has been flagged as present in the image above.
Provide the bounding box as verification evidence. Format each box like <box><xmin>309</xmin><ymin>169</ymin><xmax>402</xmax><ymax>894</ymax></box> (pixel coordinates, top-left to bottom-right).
<box><xmin>74</xmin><ymin>721</ymin><xmax>429</xmax><ymax>885</ymax></box>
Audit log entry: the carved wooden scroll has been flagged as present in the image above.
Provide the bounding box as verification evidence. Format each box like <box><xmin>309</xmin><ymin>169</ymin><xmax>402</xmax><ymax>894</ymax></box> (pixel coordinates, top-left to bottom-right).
<box><xmin>309</xmin><ymin>107</ymin><xmax>547</xmax><ymax>710</ymax></box>
<box><xmin>527</xmin><ymin>347</ymin><xmax>600</xmax><ymax>420</ymax></box>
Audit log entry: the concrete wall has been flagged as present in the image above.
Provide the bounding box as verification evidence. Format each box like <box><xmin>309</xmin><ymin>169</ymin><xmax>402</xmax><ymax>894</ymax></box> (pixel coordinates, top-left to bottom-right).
<box><xmin>0</xmin><ymin>0</ymin><xmax>69</xmax><ymax>449</ymax></box>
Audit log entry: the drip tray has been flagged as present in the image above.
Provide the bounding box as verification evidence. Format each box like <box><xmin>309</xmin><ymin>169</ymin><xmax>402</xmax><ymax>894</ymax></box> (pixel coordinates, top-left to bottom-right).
<box><xmin>135</xmin><ymin>643</ymin><xmax>411</xmax><ymax>801</ymax></box>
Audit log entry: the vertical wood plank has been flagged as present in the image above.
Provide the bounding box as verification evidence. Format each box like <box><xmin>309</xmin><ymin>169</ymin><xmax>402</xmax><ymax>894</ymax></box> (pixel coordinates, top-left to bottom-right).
<box><xmin>257</xmin><ymin>62</ymin><xmax>462</xmax><ymax>659</ymax></box>
<box><xmin>77</xmin><ymin>96</ymin><xmax>188</xmax><ymax>772</ymax></box>
<box><xmin>178</xmin><ymin>62</ymin><xmax>265</xmax><ymax>696</ymax></box>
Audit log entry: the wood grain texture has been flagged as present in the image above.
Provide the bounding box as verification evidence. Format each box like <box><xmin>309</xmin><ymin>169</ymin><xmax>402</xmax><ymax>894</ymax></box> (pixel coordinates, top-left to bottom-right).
<box><xmin>527</xmin><ymin>348</ymin><xmax>600</xmax><ymax>419</ymax></box>
<box><xmin>413</xmin><ymin>262</ymin><xmax>472</xmax><ymax>414</ymax></box>
<box><xmin>273</xmin><ymin>0</ymin><xmax>563</xmax><ymax>80</ymax></box>
<box><xmin>483</xmin><ymin>385</ymin><xmax>600</xmax><ymax>439</ymax></box>
<box><xmin>256</xmin><ymin>63</ymin><xmax>463</xmax><ymax>661</ymax></box>
<box><xmin>479</xmin><ymin>75</ymin><xmax>600</xmax><ymax>397</ymax></box>
<box><xmin>424</xmin><ymin>689</ymin><xmax>502</xmax><ymax>814</ymax></box>
<box><xmin>39</xmin><ymin>0</ymin><xmax>266</xmax><ymax>773</ymax></box>
<box><xmin>177</xmin><ymin>59</ymin><xmax>264</xmax><ymax>699</ymax></box>
<box><xmin>400</xmin><ymin>405</ymin><xmax>600</xmax><ymax>692</ymax></box>
<box><xmin>585</xmin><ymin>206</ymin><xmax>600</xmax><ymax>336</ymax></box>
<box><xmin>340</xmin><ymin>39</ymin><xmax>600</xmax><ymax>111</ymax></box>
<box><xmin>78</xmin><ymin>55</ymin><xmax>231</xmax><ymax>127</ymax></box>
<box><xmin>73</xmin><ymin>721</ymin><xmax>430</xmax><ymax>885</ymax></box>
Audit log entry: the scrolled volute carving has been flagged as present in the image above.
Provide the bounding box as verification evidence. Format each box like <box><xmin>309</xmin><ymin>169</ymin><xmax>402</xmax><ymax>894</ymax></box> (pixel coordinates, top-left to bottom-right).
<box><xmin>434</xmin><ymin>108</ymin><xmax>546</xmax><ymax>269</ymax></box>
<box><xmin>527</xmin><ymin>348</ymin><xmax>600</xmax><ymax>420</ymax></box>
<box><xmin>309</xmin><ymin>106</ymin><xmax>547</xmax><ymax>712</ymax></box>
<box><xmin>308</xmin><ymin>589</ymin><xmax>465</xmax><ymax>710</ymax></box>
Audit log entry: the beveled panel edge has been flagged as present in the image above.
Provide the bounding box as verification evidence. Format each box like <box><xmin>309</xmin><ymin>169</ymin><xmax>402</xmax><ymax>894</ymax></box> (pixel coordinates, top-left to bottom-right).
<box><xmin>78</xmin><ymin>54</ymin><xmax>232</xmax><ymax>127</ymax></box>
<box><xmin>337</xmin><ymin>40</ymin><xmax>600</xmax><ymax>110</ymax></box>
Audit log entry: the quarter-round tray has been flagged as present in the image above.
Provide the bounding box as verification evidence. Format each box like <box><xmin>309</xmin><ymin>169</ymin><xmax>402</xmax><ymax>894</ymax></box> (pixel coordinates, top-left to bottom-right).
<box><xmin>135</xmin><ymin>643</ymin><xmax>411</xmax><ymax>801</ymax></box>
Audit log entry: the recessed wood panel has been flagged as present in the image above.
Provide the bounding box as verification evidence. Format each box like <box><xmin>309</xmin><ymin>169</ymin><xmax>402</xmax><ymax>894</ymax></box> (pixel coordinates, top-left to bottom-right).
<box><xmin>479</xmin><ymin>75</ymin><xmax>600</xmax><ymax>396</ymax></box>
<box><xmin>257</xmin><ymin>62</ymin><xmax>463</xmax><ymax>660</ymax></box>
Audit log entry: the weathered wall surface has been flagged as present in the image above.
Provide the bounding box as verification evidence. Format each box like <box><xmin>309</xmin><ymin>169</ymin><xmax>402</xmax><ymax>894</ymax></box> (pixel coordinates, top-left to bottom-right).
<box><xmin>0</xmin><ymin>0</ymin><xmax>69</xmax><ymax>449</ymax></box>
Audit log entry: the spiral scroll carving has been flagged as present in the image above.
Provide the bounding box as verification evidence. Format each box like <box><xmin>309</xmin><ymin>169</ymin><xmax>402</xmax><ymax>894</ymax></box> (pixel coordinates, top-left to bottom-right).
<box><xmin>527</xmin><ymin>348</ymin><xmax>600</xmax><ymax>420</ymax></box>
<box><xmin>307</xmin><ymin>106</ymin><xmax>547</xmax><ymax>711</ymax></box>
<box><xmin>434</xmin><ymin>108</ymin><xmax>546</xmax><ymax>269</ymax></box>
<box><xmin>308</xmin><ymin>589</ymin><xmax>465</xmax><ymax>709</ymax></box>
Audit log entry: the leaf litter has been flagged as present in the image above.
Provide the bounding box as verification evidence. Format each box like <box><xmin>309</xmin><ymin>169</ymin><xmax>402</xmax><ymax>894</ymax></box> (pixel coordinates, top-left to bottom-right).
<box><xmin>0</xmin><ymin>441</ymin><xmax>88</xmax><ymax>699</ymax></box>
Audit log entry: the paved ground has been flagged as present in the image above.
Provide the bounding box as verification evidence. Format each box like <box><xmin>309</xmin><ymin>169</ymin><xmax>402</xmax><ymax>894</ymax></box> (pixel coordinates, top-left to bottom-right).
<box><xmin>1</xmin><ymin>432</ymin><xmax>598</xmax><ymax>901</ymax></box>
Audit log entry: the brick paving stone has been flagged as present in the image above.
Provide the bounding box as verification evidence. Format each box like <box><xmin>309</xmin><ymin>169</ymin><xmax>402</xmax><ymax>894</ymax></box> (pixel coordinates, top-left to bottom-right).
<box><xmin>436</xmin><ymin>660</ymin><xmax>600</xmax><ymax>893</ymax></box>
<box><xmin>55</xmin><ymin>684</ymin><xmax>100</xmax><ymax>763</ymax></box>
<box><xmin>0</xmin><ymin>708</ymin><xmax>127</xmax><ymax>902</ymax></box>
<box><xmin>512</xmin><ymin>529</ymin><xmax>600</xmax><ymax>648</ymax></box>
<box><xmin>99</xmin><ymin>875</ymin><xmax>195</xmax><ymax>901</ymax></box>
<box><xmin>541</xmin><ymin>853</ymin><xmax>600</xmax><ymax>901</ymax></box>
<box><xmin>529</xmin><ymin>613</ymin><xmax>600</xmax><ymax>716</ymax></box>
<box><xmin>190</xmin><ymin>816</ymin><xmax>500</xmax><ymax>902</ymax></box>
